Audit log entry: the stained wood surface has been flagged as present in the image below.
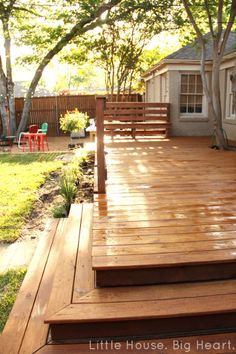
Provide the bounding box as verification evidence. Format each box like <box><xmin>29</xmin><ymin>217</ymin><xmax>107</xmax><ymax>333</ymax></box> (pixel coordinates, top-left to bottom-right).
<box><xmin>45</xmin><ymin>204</ymin><xmax>83</xmax><ymax>319</ymax></box>
<box><xmin>92</xmin><ymin>137</ymin><xmax>236</xmax><ymax>273</ymax></box>
<box><xmin>47</xmin><ymin>291</ymin><xmax>236</xmax><ymax>323</ymax></box>
<box><xmin>72</xmin><ymin>203</ymin><xmax>94</xmax><ymax>302</ymax></box>
<box><xmin>1</xmin><ymin>219</ymin><xmax>59</xmax><ymax>354</ymax></box>
<box><xmin>103</xmin><ymin>101</ymin><xmax>170</xmax><ymax>139</ymax></box>
<box><xmin>19</xmin><ymin>219</ymin><xmax>67</xmax><ymax>354</ymax></box>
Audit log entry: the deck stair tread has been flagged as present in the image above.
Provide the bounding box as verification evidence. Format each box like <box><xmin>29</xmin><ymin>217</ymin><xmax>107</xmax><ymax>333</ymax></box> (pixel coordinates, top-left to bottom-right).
<box><xmin>46</xmin><ymin>279</ymin><xmax>236</xmax><ymax>323</ymax></box>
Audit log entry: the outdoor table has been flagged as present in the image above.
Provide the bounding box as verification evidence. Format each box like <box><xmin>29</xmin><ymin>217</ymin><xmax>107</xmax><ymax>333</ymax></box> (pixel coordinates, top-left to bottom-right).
<box><xmin>22</xmin><ymin>132</ymin><xmax>47</xmax><ymax>152</ymax></box>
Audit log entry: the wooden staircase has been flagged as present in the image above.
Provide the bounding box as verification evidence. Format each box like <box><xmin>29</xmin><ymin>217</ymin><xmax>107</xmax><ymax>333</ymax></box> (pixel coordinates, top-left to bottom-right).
<box><xmin>44</xmin><ymin>205</ymin><xmax>236</xmax><ymax>344</ymax></box>
<box><xmin>3</xmin><ymin>201</ymin><xmax>236</xmax><ymax>353</ymax></box>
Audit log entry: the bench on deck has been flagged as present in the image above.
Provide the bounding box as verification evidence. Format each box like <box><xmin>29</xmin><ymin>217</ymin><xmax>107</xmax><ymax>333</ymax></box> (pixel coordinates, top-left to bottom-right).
<box><xmin>103</xmin><ymin>102</ymin><xmax>171</xmax><ymax>139</ymax></box>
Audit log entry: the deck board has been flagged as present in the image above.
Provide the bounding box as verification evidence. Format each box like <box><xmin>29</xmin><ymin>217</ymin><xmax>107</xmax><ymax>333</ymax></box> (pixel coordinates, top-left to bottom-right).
<box><xmin>92</xmin><ymin>137</ymin><xmax>236</xmax><ymax>285</ymax></box>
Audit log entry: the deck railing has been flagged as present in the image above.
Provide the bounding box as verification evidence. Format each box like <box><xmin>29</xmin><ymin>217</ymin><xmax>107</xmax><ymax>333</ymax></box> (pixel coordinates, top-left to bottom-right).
<box><xmin>96</xmin><ymin>97</ymin><xmax>170</xmax><ymax>193</ymax></box>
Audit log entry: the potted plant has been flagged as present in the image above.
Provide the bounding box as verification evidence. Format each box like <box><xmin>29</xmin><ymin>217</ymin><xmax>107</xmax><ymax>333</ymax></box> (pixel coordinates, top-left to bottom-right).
<box><xmin>60</xmin><ymin>109</ymin><xmax>88</xmax><ymax>149</ymax></box>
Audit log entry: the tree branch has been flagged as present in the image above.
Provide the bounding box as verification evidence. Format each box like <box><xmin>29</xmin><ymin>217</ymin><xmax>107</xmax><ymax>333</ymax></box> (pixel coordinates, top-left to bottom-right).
<box><xmin>217</xmin><ymin>0</ymin><xmax>223</xmax><ymax>37</ymax></box>
<box><xmin>204</xmin><ymin>0</ymin><xmax>214</xmax><ymax>36</ymax></box>
<box><xmin>12</xmin><ymin>5</ymin><xmax>42</xmax><ymax>17</ymax></box>
<box><xmin>182</xmin><ymin>0</ymin><xmax>204</xmax><ymax>44</ymax></box>
<box><xmin>219</xmin><ymin>0</ymin><xmax>236</xmax><ymax>55</ymax></box>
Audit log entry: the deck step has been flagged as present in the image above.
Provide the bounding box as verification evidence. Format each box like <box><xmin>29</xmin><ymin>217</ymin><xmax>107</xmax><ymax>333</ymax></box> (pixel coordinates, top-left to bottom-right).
<box><xmin>46</xmin><ymin>279</ymin><xmax>236</xmax><ymax>342</ymax></box>
<box><xmin>93</xmin><ymin>253</ymin><xmax>236</xmax><ymax>287</ymax></box>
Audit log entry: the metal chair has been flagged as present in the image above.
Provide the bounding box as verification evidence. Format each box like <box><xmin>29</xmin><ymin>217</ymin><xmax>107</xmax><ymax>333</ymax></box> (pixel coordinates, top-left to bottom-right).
<box><xmin>18</xmin><ymin>125</ymin><xmax>38</xmax><ymax>151</ymax></box>
<box><xmin>37</xmin><ymin>123</ymin><xmax>49</xmax><ymax>151</ymax></box>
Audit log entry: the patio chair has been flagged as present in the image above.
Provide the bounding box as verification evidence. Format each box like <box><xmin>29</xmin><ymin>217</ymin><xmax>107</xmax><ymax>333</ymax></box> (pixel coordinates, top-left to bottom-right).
<box><xmin>18</xmin><ymin>125</ymin><xmax>38</xmax><ymax>151</ymax></box>
<box><xmin>37</xmin><ymin>122</ymin><xmax>48</xmax><ymax>134</ymax></box>
<box><xmin>37</xmin><ymin>123</ymin><xmax>49</xmax><ymax>151</ymax></box>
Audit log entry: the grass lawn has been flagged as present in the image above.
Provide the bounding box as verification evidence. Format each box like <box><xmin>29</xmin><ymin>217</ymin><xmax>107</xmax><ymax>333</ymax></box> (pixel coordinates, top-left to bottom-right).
<box><xmin>0</xmin><ymin>268</ymin><xmax>27</xmax><ymax>333</ymax></box>
<box><xmin>0</xmin><ymin>153</ymin><xmax>63</xmax><ymax>243</ymax></box>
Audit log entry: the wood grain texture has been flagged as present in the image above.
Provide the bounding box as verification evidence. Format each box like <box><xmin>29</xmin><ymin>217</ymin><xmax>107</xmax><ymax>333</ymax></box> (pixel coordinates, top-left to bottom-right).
<box><xmin>92</xmin><ymin>137</ymin><xmax>236</xmax><ymax>285</ymax></box>
<box><xmin>73</xmin><ymin>203</ymin><xmax>94</xmax><ymax>302</ymax></box>
<box><xmin>45</xmin><ymin>204</ymin><xmax>83</xmax><ymax>319</ymax></box>
<box><xmin>1</xmin><ymin>219</ymin><xmax>59</xmax><ymax>354</ymax></box>
<box><xmin>19</xmin><ymin>219</ymin><xmax>67</xmax><ymax>354</ymax></box>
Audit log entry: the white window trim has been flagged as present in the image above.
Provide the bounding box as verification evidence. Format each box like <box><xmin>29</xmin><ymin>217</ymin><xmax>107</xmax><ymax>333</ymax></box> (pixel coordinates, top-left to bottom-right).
<box><xmin>179</xmin><ymin>72</ymin><xmax>208</xmax><ymax>119</ymax></box>
<box><xmin>225</xmin><ymin>68</ymin><xmax>235</xmax><ymax>120</ymax></box>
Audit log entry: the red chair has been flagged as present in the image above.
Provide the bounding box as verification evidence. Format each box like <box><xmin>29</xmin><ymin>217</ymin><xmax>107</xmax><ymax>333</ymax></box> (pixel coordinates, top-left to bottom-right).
<box><xmin>21</xmin><ymin>125</ymin><xmax>38</xmax><ymax>152</ymax></box>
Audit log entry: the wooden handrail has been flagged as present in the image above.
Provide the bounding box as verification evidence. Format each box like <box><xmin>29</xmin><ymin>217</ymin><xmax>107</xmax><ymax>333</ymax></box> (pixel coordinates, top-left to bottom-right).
<box><xmin>96</xmin><ymin>97</ymin><xmax>106</xmax><ymax>194</ymax></box>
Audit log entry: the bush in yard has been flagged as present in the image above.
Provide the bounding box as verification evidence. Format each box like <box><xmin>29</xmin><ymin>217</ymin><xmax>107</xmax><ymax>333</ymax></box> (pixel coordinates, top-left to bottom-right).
<box><xmin>60</xmin><ymin>109</ymin><xmax>88</xmax><ymax>133</ymax></box>
<box><xmin>59</xmin><ymin>172</ymin><xmax>77</xmax><ymax>214</ymax></box>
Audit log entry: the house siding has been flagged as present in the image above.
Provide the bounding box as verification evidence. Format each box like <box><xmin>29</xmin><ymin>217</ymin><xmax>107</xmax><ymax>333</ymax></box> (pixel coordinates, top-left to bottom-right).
<box><xmin>145</xmin><ymin>66</ymin><xmax>214</xmax><ymax>136</ymax></box>
<box><xmin>221</xmin><ymin>59</ymin><xmax>236</xmax><ymax>143</ymax></box>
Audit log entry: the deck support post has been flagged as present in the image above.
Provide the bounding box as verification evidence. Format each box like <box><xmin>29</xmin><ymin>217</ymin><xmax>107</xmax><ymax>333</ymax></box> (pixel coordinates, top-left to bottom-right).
<box><xmin>96</xmin><ymin>96</ymin><xmax>106</xmax><ymax>194</ymax></box>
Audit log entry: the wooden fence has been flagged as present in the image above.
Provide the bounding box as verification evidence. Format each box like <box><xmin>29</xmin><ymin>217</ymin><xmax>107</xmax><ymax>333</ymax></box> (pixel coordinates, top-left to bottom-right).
<box><xmin>96</xmin><ymin>97</ymin><xmax>171</xmax><ymax>193</ymax></box>
<box><xmin>14</xmin><ymin>94</ymin><xmax>141</xmax><ymax>136</ymax></box>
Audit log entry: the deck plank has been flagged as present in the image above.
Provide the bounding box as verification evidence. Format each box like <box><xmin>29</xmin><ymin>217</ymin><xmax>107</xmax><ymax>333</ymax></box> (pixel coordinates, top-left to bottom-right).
<box><xmin>19</xmin><ymin>219</ymin><xmax>67</xmax><ymax>354</ymax></box>
<box><xmin>72</xmin><ymin>203</ymin><xmax>94</xmax><ymax>302</ymax></box>
<box><xmin>1</xmin><ymin>219</ymin><xmax>59</xmax><ymax>354</ymax></box>
<box><xmin>46</xmin><ymin>293</ymin><xmax>236</xmax><ymax>323</ymax></box>
<box><xmin>45</xmin><ymin>204</ymin><xmax>83</xmax><ymax>319</ymax></box>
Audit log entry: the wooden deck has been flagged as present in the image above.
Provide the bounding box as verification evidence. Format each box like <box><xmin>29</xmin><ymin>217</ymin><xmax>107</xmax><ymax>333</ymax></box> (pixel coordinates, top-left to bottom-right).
<box><xmin>93</xmin><ymin>137</ymin><xmax>236</xmax><ymax>286</ymax></box>
<box><xmin>2</xmin><ymin>137</ymin><xmax>236</xmax><ymax>353</ymax></box>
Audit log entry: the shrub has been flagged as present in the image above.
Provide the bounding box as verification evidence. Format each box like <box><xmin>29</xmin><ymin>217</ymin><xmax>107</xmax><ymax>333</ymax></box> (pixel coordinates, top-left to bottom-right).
<box><xmin>51</xmin><ymin>204</ymin><xmax>67</xmax><ymax>218</ymax></box>
<box><xmin>60</xmin><ymin>109</ymin><xmax>88</xmax><ymax>133</ymax></box>
<box><xmin>59</xmin><ymin>173</ymin><xmax>77</xmax><ymax>213</ymax></box>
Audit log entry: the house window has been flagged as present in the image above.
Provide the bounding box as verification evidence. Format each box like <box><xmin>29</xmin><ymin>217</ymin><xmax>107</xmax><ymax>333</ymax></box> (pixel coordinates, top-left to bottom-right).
<box><xmin>180</xmin><ymin>74</ymin><xmax>203</xmax><ymax>114</ymax></box>
<box><xmin>226</xmin><ymin>69</ymin><xmax>235</xmax><ymax>119</ymax></box>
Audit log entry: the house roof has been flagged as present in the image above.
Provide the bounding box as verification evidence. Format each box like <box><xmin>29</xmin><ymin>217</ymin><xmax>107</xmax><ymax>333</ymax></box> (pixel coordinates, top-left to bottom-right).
<box><xmin>166</xmin><ymin>32</ymin><xmax>236</xmax><ymax>60</ymax></box>
<box><xmin>143</xmin><ymin>32</ymin><xmax>236</xmax><ymax>78</ymax></box>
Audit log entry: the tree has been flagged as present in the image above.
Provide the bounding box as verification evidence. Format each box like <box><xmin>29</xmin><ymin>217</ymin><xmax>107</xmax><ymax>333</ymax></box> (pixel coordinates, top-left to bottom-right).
<box><xmin>181</xmin><ymin>0</ymin><xmax>236</xmax><ymax>149</ymax></box>
<box><xmin>0</xmin><ymin>0</ymin><xmax>123</xmax><ymax>137</ymax></box>
<box><xmin>83</xmin><ymin>0</ymin><xmax>174</xmax><ymax>99</ymax></box>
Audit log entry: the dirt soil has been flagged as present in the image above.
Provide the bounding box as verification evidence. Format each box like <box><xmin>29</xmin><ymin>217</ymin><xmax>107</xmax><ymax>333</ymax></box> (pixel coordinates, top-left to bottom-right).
<box><xmin>0</xmin><ymin>152</ymin><xmax>94</xmax><ymax>272</ymax></box>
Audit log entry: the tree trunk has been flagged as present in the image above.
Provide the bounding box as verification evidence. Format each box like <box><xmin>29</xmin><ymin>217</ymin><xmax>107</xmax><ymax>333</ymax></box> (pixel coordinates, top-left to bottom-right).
<box><xmin>3</xmin><ymin>20</ymin><xmax>16</xmax><ymax>135</ymax></box>
<box><xmin>211</xmin><ymin>46</ymin><xmax>227</xmax><ymax>149</ymax></box>
<box><xmin>0</xmin><ymin>57</ymin><xmax>8</xmax><ymax>135</ymax></box>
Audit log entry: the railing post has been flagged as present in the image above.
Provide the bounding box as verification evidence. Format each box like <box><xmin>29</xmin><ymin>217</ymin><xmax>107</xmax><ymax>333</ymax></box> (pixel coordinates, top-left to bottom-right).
<box><xmin>96</xmin><ymin>96</ymin><xmax>106</xmax><ymax>194</ymax></box>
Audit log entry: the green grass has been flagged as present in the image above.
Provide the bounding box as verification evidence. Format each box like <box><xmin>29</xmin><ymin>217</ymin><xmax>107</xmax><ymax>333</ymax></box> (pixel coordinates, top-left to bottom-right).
<box><xmin>0</xmin><ymin>268</ymin><xmax>27</xmax><ymax>333</ymax></box>
<box><xmin>0</xmin><ymin>153</ymin><xmax>63</xmax><ymax>242</ymax></box>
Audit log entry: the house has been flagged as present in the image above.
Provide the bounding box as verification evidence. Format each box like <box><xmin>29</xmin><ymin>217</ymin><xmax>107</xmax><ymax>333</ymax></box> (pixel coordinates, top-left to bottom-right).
<box><xmin>142</xmin><ymin>32</ymin><xmax>236</xmax><ymax>141</ymax></box>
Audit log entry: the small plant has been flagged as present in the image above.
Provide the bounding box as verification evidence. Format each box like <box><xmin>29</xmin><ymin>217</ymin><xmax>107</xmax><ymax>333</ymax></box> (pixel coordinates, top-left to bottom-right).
<box><xmin>60</xmin><ymin>109</ymin><xmax>88</xmax><ymax>134</ymax></box>
<box><xmin>51</xmin><ymin>204</ymin><xmax>67</xmax><ymax>218</ymax></box>
<box><xmin>59</xmin><ymin>173</ymin><xmax>77</xmax><ymax>213</ymax></box>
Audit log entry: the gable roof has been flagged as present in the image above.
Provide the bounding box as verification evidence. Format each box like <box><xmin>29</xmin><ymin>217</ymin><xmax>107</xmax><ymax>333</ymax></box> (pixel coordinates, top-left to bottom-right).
<box><xmin>166</xmin><ymin>32</ymin><xmax>236</xmax><ymax>60</ymax></box>
<box><xmin>143</xmin><ymin>32</ymin><xmax>236</xmax><ymax>78</ymax></box>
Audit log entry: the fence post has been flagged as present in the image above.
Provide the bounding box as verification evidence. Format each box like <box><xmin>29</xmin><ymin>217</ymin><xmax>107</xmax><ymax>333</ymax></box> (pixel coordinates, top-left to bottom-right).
<box><xmin>96</xmin><ymin>96</ymin><xmax>106</xmax><ymax>194</ymax></box>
